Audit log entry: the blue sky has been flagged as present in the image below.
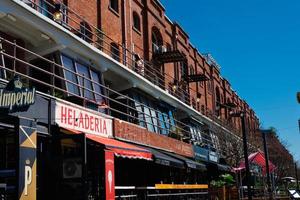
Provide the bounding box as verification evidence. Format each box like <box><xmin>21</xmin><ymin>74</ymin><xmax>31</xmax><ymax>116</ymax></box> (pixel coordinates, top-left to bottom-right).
<box><xmin>160</xmin><ymin>0</ymin><xmax>300</xmax><ymax>161</ymax></box>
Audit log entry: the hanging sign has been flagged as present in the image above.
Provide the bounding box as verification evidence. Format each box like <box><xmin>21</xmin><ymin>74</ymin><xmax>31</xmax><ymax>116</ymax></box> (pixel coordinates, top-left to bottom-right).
<box><xmin>0</xmin><ymin>76</ymin><xmax>36</xmax><ymax>113</ymax></box>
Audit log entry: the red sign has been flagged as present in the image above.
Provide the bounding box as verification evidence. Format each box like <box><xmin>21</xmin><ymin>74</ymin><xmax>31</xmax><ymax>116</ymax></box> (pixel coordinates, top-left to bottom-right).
<box><xmin>55</xmin><ymin>101</ymin><xmax>113</xmax><ymax>137</ymax></box>
<box><xmin>105</xmin><ymin>151</ymin><xmax>115</xmax><ymax>200</ymax></box>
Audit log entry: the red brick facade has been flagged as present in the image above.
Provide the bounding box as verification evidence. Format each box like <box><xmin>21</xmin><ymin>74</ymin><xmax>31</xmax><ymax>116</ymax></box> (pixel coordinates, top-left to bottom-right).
<box><xmin>61</xmin><ymin>0</ymin><xmax>260</xmax><ymax>137</ymax></box>
<box><xmin>114</xmin><ymin>119</ymin><xmax>194</xmax><ymax>158</ymax></box>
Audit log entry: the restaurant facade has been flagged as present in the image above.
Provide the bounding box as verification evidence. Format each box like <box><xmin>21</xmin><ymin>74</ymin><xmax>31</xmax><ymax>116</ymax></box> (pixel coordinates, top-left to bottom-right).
<box><xmin>0</xmin><ymin>0</ymin><xmax>261</xmax><ymax>199</ymax></box>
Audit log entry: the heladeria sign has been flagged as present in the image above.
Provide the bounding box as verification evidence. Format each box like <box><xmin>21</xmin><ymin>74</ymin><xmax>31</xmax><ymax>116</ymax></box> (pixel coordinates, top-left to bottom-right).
<box><xmin>55</xmin><ymin>101</ymin><xmax>113</xmax><ymax>138</ymax></box>
<box><xmin>0</xmin><ymin>76</ymin><xmax>36</xmax><ymax>113</ymax></box>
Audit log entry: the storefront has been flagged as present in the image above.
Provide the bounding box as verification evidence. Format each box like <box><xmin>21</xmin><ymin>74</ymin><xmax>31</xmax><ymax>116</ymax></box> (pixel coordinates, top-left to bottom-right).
<box><xmin>53</xmin><ymin>99</ymin><xmax>153</xmax><ymax>200</ymax></box>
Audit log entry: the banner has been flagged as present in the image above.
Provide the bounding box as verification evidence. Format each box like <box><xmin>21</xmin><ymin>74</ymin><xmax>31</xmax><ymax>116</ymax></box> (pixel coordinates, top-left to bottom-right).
<box><xmin>105</xmin><ymin>151</ymin><xmax>115</xmax><ymax>200</ymax></box>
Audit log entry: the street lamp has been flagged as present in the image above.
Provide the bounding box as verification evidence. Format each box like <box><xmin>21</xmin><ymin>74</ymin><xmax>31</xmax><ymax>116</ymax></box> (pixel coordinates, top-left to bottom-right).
<box><xmin>229</xmin><ymin>110</ymin><xmax>253</xmax><ymax>200</ymax></box>
<box><xmin>260</xmin><ymin>129</ymin><xmax>273</xmax><ymax>200</ymax></box>
<box><xmin>295</xmin><ymin>162</ymin><xmax>299</xmax><ymax>192</ymax></box>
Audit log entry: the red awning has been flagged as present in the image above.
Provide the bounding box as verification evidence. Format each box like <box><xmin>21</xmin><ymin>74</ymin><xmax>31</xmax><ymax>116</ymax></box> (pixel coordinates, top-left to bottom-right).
<box><xmin>237</xmin><ymin>151</ymin><xmax>276</xmax><ymax>175</ymax></box>
<box><xmin>86</xmin><ymin>134</ymin><xmax>152</xmax><ymax>161</ymax></box>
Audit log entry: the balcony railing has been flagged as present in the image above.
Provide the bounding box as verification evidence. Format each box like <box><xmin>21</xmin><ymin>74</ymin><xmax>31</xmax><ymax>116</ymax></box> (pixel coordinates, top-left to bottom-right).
<box><xmin>17</xmin><ymin>0</ymin><xmax>242</xmax><ymax>136</ymax></box>
<box><xmin>19</xmin><ymin>0</ymin><xmax>191</xmax><ymax>105</ymax></box>
<box><xmin>0</xmin><ymin>36</ymin><xmax>229</xmax><ymax>156</ymax></box>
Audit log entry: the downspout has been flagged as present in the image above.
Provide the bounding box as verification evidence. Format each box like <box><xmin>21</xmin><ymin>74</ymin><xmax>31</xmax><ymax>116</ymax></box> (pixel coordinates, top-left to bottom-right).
<box><xmin>142</xmin><ymin>0</ymin><xmax>149</xmax><ymax>61</ymax></box>
<box><xmin>121</xmin><ymin>0</ymin><xmax>127</xmax><ymax>65</ymax></box>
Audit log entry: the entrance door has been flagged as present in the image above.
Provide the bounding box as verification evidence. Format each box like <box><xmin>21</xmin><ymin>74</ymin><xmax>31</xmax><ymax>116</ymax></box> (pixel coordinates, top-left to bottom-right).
<box><xmin>0</xmin><ymin>122</ymin><xmax>17</xmax><ymax>200</ymax></box>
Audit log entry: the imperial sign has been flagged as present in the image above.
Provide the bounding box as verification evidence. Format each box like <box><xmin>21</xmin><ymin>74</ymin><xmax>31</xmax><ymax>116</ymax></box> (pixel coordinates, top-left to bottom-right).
<box><xmin>55</xmin><ymin>101</ymin><xmax>113</xmax><ymax>137</ymax></box>
<box><xmin>0</xmin><ymin>76</ymin><xmax>36</xmax><ymax>112</ymax></box>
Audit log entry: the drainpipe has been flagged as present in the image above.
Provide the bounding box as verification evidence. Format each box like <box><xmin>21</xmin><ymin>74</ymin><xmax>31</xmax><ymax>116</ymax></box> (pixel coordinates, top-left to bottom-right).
<box><xmin>121</xmin><ymin>0</ymin><xmax>127</xmax><ymax>65</ymax></box>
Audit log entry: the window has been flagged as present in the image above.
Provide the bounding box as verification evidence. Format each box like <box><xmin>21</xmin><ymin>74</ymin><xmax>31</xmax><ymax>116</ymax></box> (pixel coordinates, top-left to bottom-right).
<box><xmin>110</xmin><ymin>43</ymin><xmax>120</xmax><ymax>62</ymax></box>
<box><xmin>151</xmin><ymin>27</ymin><xmax>163</xmax><ymax>53</ymax></box>
<box><xmin>180</xmin><ymin>60</ymin><xmax>188</xmax><ymax>79</ymax></box>
<box><xmin>0</xmin><ymin>40</ymin><xmax>6</xmax><ymax>79</ymax></box>
<box><xmin>132</xmin><ymin>93</ymin><xmax>176</xmax><ymax>135</ymax></box>
<box><xmin>61</xmin><ymin>55</ymin><xmax>80</xmax><ymax>95</ymax></box>
<box><xmin>61</xmin><ymin>55</ymin><xmax>104</xmax><ymax>104</ymax></box>
<box><xmin>76</xmin><ymin>63</ymin><xmax>94</xmax><ymax>100</ymax></box>
<box><xmin>109</xmin><ymin>0</ymin><xmax>119</xmax><ymax>13</ymax></box>
<box><xmin>91</xmin><ymin>71</ymin><xmax>104</xmax><ymax>103</ymax></box>
<box><xmin>133</xmin><ymin>12</ymin><xmax>141</xmax><ymax>32</ymax></box>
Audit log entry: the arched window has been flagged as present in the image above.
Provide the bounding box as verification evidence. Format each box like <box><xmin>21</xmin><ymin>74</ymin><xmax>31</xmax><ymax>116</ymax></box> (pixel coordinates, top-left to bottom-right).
<box><xmin>151</xmin><ymin>27</ymin><xmax>163</xmax><ymax>53</ymax></box>
<box><xmin>110</xmin><ymin>0</ymin><xmax>119</xmax><ymax>13</ymax></box>
<box><xmin>110</xmin><ymin>43</ymin><xmax>120</xmax><ymax>61</ymax></box>
<box><xmin>133</xmin><ymin>12</ymin><xmax>141</xmax><ymax>31</ymax></box>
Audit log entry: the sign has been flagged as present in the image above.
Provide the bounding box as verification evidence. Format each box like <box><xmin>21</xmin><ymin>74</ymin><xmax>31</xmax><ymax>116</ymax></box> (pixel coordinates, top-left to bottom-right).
<box><xmin>193</xmin><ymin>145</ymin><xmax>209</xmax><ymax>162</ymax></box>
<box><xmin>0</xmin><ymin>76</ymin><xmax>35</xmax><ymax>113</ymax></box>
<box><xmin>55</xmin><ymin>101</ymin><xmax>113</xmax><ymax>137</ymax></box>
<box><xmin>209</xmin><ymin>151</ymin><xmax>219</xmax><ymax>163</ymax></box>
<box><xmin>18</xmin><ymin>118</ymin><xmax>37</xmax><ymax>200</ymax></box>
<box><xmin>105</xmin><ymin>151</ymin><xmax>115</xmax><ymax>200</ymax></box>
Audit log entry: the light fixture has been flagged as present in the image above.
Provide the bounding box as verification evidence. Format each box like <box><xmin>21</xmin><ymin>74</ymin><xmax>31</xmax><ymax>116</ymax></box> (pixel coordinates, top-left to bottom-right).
<box><xmin>172</xmin><ymin>84</ymin><xmax>177</xmax><ymax>91</ymax></box>
<box><xmin>53</xmin><ymin>4</ymin><xmax>63</xmax><ymax>22</ymax></box>
<box><xmin>196</xmin><ymin>93</ymin><xmax>201</xmax><ymax>103</ymax></box>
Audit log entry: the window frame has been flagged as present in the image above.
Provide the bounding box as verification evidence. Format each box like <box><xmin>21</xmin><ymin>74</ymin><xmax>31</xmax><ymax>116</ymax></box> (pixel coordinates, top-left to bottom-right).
<box><xmin>109</xmin><ymin>0</ymin><xmax>119</xmax><ymax>14</ymax></box>
<box><xmin>60</xmin><ymin>54</ymin><xmax>104</xmax><ymax>104</ymax></box>
<box><xmin>132</xmin><ymin>11</ymin><xmax>141</xmax><ymax>33</ymax></box>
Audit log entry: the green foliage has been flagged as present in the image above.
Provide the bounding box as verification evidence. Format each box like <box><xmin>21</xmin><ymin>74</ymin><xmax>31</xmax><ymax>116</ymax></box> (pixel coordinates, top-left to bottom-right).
<box><xmin>210</xmin><ymin>173</ymin><xmax>235</xmax><ymax>187</ymax></box>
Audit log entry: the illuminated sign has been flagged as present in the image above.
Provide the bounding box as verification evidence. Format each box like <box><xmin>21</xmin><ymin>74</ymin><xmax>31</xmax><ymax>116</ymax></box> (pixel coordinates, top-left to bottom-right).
<box><xmin>0</xmin><ymin>76</ymin><xmax>35</xmax><ymax>112</ymax></box>
<box><xmin>55</xmin><ymin>101</ymin><xmax>113</xmax><ymax>137</ymax></box>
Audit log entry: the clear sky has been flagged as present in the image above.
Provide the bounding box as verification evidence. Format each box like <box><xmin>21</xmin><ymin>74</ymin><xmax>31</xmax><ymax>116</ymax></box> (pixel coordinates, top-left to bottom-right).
<box><xmin>160</xmin><ymin>0</ymin><xmax>300</xmax><ymax>161</ymax></box>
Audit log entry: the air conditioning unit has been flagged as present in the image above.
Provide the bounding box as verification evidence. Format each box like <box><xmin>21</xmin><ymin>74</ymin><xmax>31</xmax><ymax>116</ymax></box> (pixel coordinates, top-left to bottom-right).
<box><xmin>63</xmin><ymin>158</ymin><xmax>82</xmax><ymax>179</ymax></box>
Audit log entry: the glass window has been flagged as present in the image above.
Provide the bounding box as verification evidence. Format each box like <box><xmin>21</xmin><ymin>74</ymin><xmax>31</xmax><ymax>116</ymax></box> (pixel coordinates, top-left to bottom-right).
<box><xmin>91</xmin><ymin>70</ymin><xmax>103</xmax><ymax>103</ymax></box>
<box><xmin>76</xmin><ymin>63</ymin><xmax>94</xmax><ymax>100</ymax></box>
<box><xmin>110</xmin><ymin>0</ymin><xmax>119</xmax><ymax>13</ymax></box>
<box><xmin>158</xmin><ymin>112</ymin><xmax>167</xmax><ymax>135</ymax></box>
<box><xmin>143</xmin><ymin>106</ymin><xmax>154</xmax><ymax>132</ymax></box>
<box><xmin>150</xmin><ymin>108</ymin><xmax>158</xmax><ymax>133</ymax></box>
<box><xmin>133</xmin><ymin>95</ymin><xmax>146</xmax><ymax>128</ymax></box>
<box><xmin>61</xmin><ymin>55</ymin><xmax>80</xmax><ymax>95</ymax></box>
<box><xmin>133</xmin><ymin>12</ymin><xmax>141</xmax><ymax>31</ymax></box>
<box><xmin>168</xmin><ymin>111</ymin><xmax>176</xmax><ymax>132</ymax></box>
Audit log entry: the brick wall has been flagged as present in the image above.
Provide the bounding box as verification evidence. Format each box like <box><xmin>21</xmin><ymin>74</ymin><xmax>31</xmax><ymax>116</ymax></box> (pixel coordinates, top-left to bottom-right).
<box><xmin>114</xmin><ymin>119</ymin><xmax>194</xmax><ymax>158</ymax></box>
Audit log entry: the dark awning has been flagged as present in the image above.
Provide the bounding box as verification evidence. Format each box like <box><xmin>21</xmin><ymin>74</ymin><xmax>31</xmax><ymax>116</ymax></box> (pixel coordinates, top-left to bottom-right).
<box><xmin>217</xmin><ymin>164</ymin><xmax>231</xmax><ymax>172</ymax></box>
<box><xmin>141</xmin><ymin>146</ymin><xmax>185</xmax><ymax>169</ymax></box>
<box><xmin>164</xmin><ymin>152</ymin><xmax>207</xmax><ymax>171</ymax></box>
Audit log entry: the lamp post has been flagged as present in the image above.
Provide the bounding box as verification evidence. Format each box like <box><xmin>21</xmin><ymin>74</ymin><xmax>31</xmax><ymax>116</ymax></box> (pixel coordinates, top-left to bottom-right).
<box><xmin>295</xmin><ymin>162</ymin><xmax>299</xmax><ymax>192</ymax></box>
<box><xmin>230</xmin><ymin>111</ymin><xmax>253</xmax><ymax>200</ymax></box>
<box><xmin>260</xmin><ymin>129</ymin><xmax>273</xmax><ymax>200</ymax></box>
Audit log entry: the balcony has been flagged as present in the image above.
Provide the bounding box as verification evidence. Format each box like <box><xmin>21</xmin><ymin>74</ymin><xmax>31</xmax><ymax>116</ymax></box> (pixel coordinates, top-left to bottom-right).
<box><xmin>16</xmin><ymin>0</ymin><xmax>195</xmax><ymax>105</ymax></box>
<box><xmin>0</xmin><ymin>35</ymin><xmax>225</xmax><ymax>156</ymax></box>
<box><xmin>4</xmin><ymin>0</ymin><xmax>243</xmax><ymax>154</ymax></box>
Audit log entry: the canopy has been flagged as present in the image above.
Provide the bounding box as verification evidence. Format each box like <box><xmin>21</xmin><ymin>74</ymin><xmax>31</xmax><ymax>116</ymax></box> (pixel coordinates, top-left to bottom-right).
<box><xmin>140</xmin><ymin>146</ymin><xmax>185</xmax><ymax>169</ymax></box>
<box><xmin>86</xmin><ymin>134</ymin><xmax>152</xmax><ymax>160</ymax></box>
<box><xmin>163</xmin><ymin>151</ymin><xmax>207</xmax><ymax>171</ymax></box>
<box><xmin>236</xmin><ymin>151</ymin><xmax>276</xmax><ymax>175</ymax></box>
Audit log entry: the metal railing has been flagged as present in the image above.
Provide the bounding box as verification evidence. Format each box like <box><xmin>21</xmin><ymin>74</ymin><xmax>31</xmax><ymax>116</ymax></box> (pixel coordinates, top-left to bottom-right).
<box><xmin>18</xmin><ymin>0</ymin><xmax>242</xmax><ymax>140</ymax></box>
<box><xmin>115</xmin><ymin>186</ymin><xmax>209</xmax><ymax>200</ymax></box>
<box><xmin>0</xmin><ymin>36</ymin><xmax>230</xmax><ymax>155</ymax></box>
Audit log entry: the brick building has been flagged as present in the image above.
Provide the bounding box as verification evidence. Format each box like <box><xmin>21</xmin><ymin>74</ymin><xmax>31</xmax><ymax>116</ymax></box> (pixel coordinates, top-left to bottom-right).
<box><xmin>0</xmin><ymin>0</ymin><xmax>277</xmax><ymax>200</ymax></box>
